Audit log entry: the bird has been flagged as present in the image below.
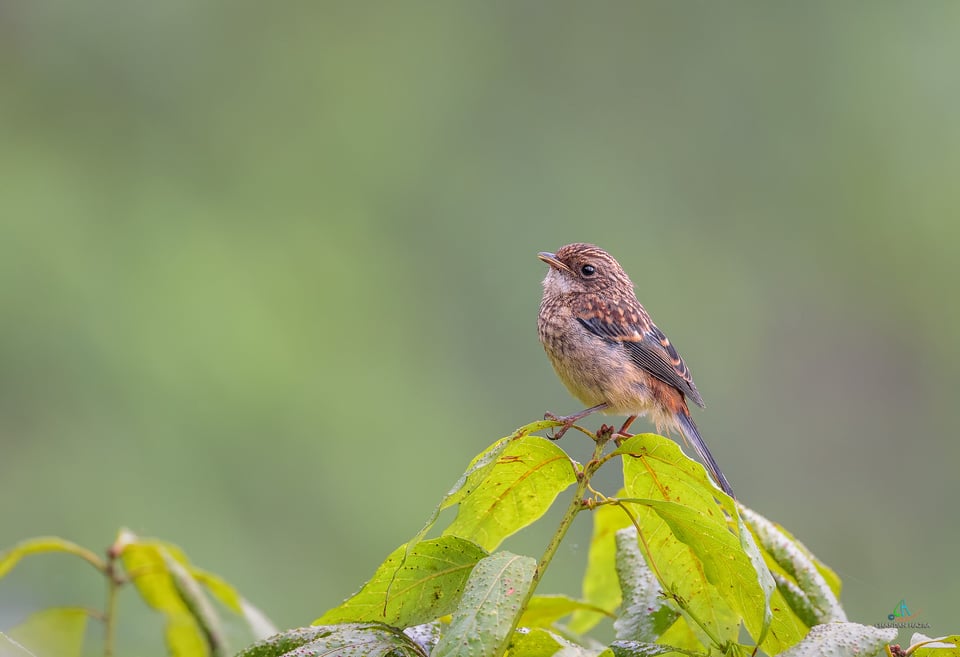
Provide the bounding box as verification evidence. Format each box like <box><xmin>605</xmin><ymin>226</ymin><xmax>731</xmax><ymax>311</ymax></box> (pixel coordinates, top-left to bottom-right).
<box><xmin>537</xmin><ymin>242</ymin><xmax>734</xmax><ymax>497</ymax></box>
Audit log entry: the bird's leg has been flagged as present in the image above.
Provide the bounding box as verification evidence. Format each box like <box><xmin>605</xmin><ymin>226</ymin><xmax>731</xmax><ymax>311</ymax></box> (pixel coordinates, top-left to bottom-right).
<box><xmin>544</xmin><ymin>403</ymin><xmax>608</xmax><ymax>440</ymax></box>
<box><xmin>616</xmin><ymin>415</ymin><xmax>638</xmax><ymax>438</ymax></box>
<box><xmin>612</xmin><ymin>415</ymin><xmax>638</xmax><ymax>446</ymax></box>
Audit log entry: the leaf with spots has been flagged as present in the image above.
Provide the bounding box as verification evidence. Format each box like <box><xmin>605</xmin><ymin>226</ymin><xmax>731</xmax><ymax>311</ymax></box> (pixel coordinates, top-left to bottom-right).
<box><xmin>235</xmin><ymin>622</ymin><xmax>426</xmax><ymax>657</ymax></box>
<box><xmin>740</xmin><ymin>507</ymin><xmax>845</xmax><ymax>625</ymax></box>
<box><xmin>234</xmin><ymin>626</ymin><xmax>332</xmax><ymax>657</ymax></box>
<box><xmin>315</xmin><ymin>536</ymin><xmax>487</xmax><ymax>628</ymax></box>
<box><xmin>505</xmin><ymin>627</ymin><xmax>596</xmax><ymax>657</ymax></box>
<box><xmin>614</xmin><ymin>434</ymin><xmax>772</xmax><ymax>649</ymax></box>
<box><xmin>442</xmin><ymin>436</ymin><xmax>577</xmax><ymax>552</ymax></box>
<box><xmin>606</xmin><ymin>641</ymin><xmax>701</xmax><ymax>656</ymax></box>
<box><xmin>431</xmin><ymin>551</ymin><xmax>536</xmax><ymax>657</ymax></box>
<box><xmin>402</xmin><ymin>622</ymin><xmax>443</xmax><ymax>655</ymax></box>
<box><xmin>776</xmin><ymin>622</ymin><xmax>896</xmax><ymax>657</ymax></box>
<box><xmin>613</xmin><ymin>526</ymin><xmax>679</xmax><ymax>642</ymax></box>
<box><xmin>764</xmin><ymin>519</ymin><xmax>842</xmax><ymax>598</ymax></box>
<box><xmin>409</xmin><ymin>421</ymin><xmax>562</xmax><ymax>549</ymax></box>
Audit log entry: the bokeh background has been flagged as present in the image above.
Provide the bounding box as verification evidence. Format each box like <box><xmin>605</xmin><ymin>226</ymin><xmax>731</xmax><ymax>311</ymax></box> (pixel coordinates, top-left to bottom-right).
<box><xmin>2</xmin><ymin>2</ymin><xmax>958</xmax><ymax>652</ymax></box>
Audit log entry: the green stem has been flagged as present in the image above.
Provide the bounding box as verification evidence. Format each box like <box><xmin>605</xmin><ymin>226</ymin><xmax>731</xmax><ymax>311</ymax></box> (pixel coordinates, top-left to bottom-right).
<box><xmin>497</xmin><ymin>430</ymin><xmax>611</xmax><ymax>657</ymax></box>
<box><xmin>104</xmin><ymin>552</ymin><xmax>120</xmax><ymax>657</ymax></box>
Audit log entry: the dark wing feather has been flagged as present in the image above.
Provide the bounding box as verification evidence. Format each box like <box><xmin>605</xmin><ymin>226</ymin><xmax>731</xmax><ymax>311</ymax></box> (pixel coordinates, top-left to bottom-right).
<box><xmin>575</xmin><ymin>296</ymin><xmax>705</xmax><ymax>408</ymax></box>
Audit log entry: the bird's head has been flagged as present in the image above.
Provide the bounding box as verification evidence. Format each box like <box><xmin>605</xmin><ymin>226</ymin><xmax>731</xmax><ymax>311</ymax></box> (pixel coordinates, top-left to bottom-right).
<box><xmin>538</xmin><ymin>243</ymin><xmax>633</xmax><ymax>297</ymax></box>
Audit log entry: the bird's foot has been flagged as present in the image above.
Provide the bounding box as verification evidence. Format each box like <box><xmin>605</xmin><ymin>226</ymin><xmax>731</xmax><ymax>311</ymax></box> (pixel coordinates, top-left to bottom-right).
<box><xmin>544</xmin><ymin>412</ymin><xmax>577</xmax><ymax>440</ymax></box>
<box><xmin>613</xmin><ymin>433</ymin><xmax>632</xmax><ymax>447</ymax></box>
<box><xmin>543</xmin><ymin>404</ymin><xmax>609</xmax><ymax>440</ymax></box>
<box><xmin>618</xmin><ymin>416</ymin><xmax>637</xmax><ymax>435</ymax></box>
<box><xmin>613</xmin><ymin>416</ymin><xmax>637</xmax><ymax>446</ymax></box>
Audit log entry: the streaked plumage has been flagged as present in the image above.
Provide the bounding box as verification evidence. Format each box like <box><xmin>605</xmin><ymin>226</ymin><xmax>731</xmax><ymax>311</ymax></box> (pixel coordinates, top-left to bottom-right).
<box><xmin>537</xmin><ymin>243</ymin><xmax>734</xmax><ymax>497</ymax></box>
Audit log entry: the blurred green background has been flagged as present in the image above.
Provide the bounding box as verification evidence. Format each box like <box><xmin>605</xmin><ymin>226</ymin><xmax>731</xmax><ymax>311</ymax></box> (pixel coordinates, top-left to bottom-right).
<box><xmin>2</xmin><ymin>1</ymin><xmax>958</xmax><ymax>652</ymax></box>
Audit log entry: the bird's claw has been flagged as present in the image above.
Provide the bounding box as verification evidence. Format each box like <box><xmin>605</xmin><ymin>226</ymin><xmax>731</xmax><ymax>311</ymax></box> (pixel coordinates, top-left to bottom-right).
<box><xmin>544</xmin><ymin>412</ymin><xmax>574</xmax><ymax>440</ymax></box>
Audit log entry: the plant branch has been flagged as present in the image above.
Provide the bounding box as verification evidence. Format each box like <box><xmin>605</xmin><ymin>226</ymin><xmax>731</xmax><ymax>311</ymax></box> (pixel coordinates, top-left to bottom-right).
<box><xmin>495</xmin><ymin>426</ymin><xmax>614</xmax><ymax>657</ymax></box>
<box><xmin>103</xmin><ymin>541</ymin><xmax>123</xmax><ymax>657</ymax></box>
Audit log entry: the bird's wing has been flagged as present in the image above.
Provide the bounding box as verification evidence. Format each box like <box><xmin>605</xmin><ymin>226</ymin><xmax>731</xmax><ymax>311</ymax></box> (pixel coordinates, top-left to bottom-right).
<box><xmin>575</xmin><ymin>296</ymin><xmax>705</xmax><ymax>408</ymax></box>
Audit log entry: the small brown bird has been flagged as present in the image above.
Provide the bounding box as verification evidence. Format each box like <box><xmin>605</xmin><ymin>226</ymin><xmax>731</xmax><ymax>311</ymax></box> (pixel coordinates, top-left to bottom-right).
<box><xmin>537</xmin><ymin>243</ymin><xmax>734</xmax><ymax>497</ymax></box>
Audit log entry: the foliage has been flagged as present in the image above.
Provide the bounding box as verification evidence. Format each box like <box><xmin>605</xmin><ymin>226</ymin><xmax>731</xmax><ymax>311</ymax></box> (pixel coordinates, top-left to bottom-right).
<box><xmin>1</xmin><ymin>420</ymin><xmax>950</xmax><ymax>657</ymax></box>
<box><xmin>0</xmin><ymin>531</ymin><xmax>275</xmax><ymax>656</ymax></box>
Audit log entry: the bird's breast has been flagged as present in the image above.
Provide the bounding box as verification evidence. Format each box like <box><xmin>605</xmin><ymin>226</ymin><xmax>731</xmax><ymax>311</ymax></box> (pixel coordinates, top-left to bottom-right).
<box><xmin>539</xmin><ymin>302</ymin><xmax>655</xmax><ymax>413</ymax></box>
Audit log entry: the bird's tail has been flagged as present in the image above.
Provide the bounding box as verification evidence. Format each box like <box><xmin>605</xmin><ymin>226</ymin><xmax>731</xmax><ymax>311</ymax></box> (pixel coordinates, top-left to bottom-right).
<box><xmin>675</xmin><ymin>412</ymin><xmax>735</xmax><ymax>498</ymax></box>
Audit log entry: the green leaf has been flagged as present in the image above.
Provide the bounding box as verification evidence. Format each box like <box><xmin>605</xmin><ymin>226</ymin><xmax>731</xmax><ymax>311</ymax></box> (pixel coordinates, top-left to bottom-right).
<box><xmin>135</xmin><ymin>539</ymin><xmax>275</xmax><ymax>644</ymax></box>
<box><xmin>634</xmin><ymin>500</ymin><xmax>766</xmax><ymax>642</ymax></box>
<box><xmin>911</xmin><ymin>634</ymin><xmax>960</xmax><ymax>656</ymax></box>
<box><xmin>0</xmin><ymin>537</ymin><xmax>104</xmax><ymax>579</ymax></box>
<box><xmin>442</xmin><ymin>436</ymin><xmax>577</xmax><ymax>551</ymax></box>
<box><xmin>316</xmin><ymin>536</ymin><xmax>488</xmax><ymax>627</ymax></box>
<box><xmin>616</xmin><ymin>434</ymin><xmax>767</xmax><ymax>647</ymax></box>
<box><xmin>165</xmin><ymin>553</ymin><xmax>229</xmax><ymax>657</ymax></box>
<box><xmin>655</xmin><ymin>616</ymin><xmax>705</xmax><ymax>653</ymax></box>
<box><xmin>607</xmin><ymin>641</ymin><xmax>700</xmax><ymax>656</ymax></box>
<box><xmin>191</xmin><ymin>569</ymin><xmax>277</xmax><ymax>639</ymax></box>
<box><xmin>236</xmin><ymin>623</ymin><xmax>425</xmax><ymax>657</ymax></box>
<box><xmin>234</xmin><ymin>627</ymin><xmax>332</xmax><ymax>657</ymax></box>
<box><xmin>716</xmin><ymin>509</ymin><xmax>811</xmax><ymax>652</ymax></box>
<box><xmin>117</xmin><ymin>530</ymin><xmax>208</xmax><ymax>657</ymax></box>
<box><xmin>149</xmin><ymin>540</ymin><xmax>276</xmax><ymax>640</ymax></box>
<box><xmin>403</xmin><ymin>622</ymin><xmax>443</xmax><ymax>655</ymax></box>
<box><xmin>568</xmin><ymin>498</ymin><xmax>633</xmax><ymax>634</ymax></box>
<box><xmin>517</xmin><ymin>594</ymin><xmax>613</xmax><ymax>629</ymax></box>
<box><xmin>767</xmin><ymin>521</ymin><xmax>842</xmax><ymax>598</ymax></box>
<box><xmin>733</xmin><ymin>509</ymin><xmax>776</xmax><ymax>648</ymax></box>
<box><xmin>292</xmin><ymin>624</ymin><xmax>424</xmax><ymax>657</ymax></box>
<box><xmin>1</xmin><ymin>607</ymin><xmax>88</xmax><ymax>657</ymax></box>
<box><xmin>415</xmin><ymin>439</ymin><xmax>513</xmax><ymax>542</ymax></box>
<box><xmin>506</xmin><ymin>627</ymin><xmax>594</xmax><ymax>657</ymax></box>
<box><xmin>613</xmin><ymin>527</ymin><xmax>678</xmax><ymax>642</ymax></box>
<box><xmin>758</xmin><ymin>582</ymin><xmax>809</xmax><ymax>654</ymax></box>
<box><xmin>777</xmin><ymin>622</ymin><xmax>896</xmax><ymax>657</ymax></box>
<box><xmin>740</xmin><ymin>507</ymin><xmax>845</xmax><ymax>624</ymax></box>
<box><xmin>770</xmin><ymin>571</ymin><xmax>818</xmax><ymax>626</ymax></box>
<box><xmin>410</xmin><ymin>421</ymin><xmax>562</xmax><ymax>548</ymax></box>
<box><xmin>432</xmin><ymin>551</ymin><xmax>536</xmax><ymax>657</ymax></box>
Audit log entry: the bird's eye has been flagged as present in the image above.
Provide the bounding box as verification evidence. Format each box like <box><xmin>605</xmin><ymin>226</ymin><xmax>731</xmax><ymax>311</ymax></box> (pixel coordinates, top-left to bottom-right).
<box><xmin>581</xmin><ymin>264</ymin><xmax>596</xmax><ymax>277</ymax></box>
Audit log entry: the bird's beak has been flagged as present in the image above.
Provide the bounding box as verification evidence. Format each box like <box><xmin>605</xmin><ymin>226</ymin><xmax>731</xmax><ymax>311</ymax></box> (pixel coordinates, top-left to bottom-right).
<box><xmin>538</xmin><ymin>251</ymin><xmax>572</xmax><ymax>274</ymax></box>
